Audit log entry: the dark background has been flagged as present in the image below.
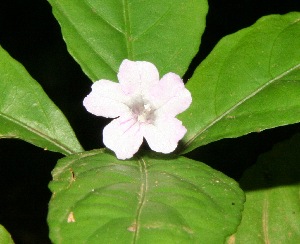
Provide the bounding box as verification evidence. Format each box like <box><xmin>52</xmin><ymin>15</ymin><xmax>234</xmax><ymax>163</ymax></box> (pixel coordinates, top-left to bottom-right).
<box><xmin>0</xmin><ymin>0</ymin><xmax>299</xmax><ymax>243</ymax></box>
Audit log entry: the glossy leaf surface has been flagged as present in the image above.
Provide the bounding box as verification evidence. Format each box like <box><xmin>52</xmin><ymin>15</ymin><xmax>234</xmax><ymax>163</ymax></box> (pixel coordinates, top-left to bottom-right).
<box><xmin>48</xmin><ymin>0</ymin><xmax>208</xmax><ymax>81</ymax></box>
<box><xmin>0</xmin><ymin>46</ymin><xmax>83</xmax><ymax>155</ymax></box>
<box><xmin>229</xmin><ymin>133</ymin><xmax>300</xmax><ymax>243</ymax></box>
<box><xmin>179</xmin><ymin>12</ymin><xmax>300</xmax><ymax>154</ymax></box>
<box><xmin>0</xmin><ymin>224</ymin><xmax>14</xmax><ymax>244</ymax></box>
<box><xmin>48</xmin><ymin>149</ymin><xmax>244</xmax><ymax>243</ymax></box>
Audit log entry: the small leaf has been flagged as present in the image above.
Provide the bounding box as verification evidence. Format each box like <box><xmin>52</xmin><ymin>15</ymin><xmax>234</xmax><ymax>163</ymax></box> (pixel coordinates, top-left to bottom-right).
<box><xmin>229</xmin><ymin>133</ymin><xmax>300</xmax><ymax>243</ymax></box>
<box><xmin>48</xmin><ymin>150</ymin><xmax>244</xmax><ymax>243</ymax></box>
<box><xmin>0</xmin><ymin>46</ymin><xmax>83</xmax><ymax>155</ymax></box>
<box><xmin>47</xmin><ymin>0</ymin><xmax>208</xmax><ymax>81</ymax></box>
<box><xmin>0</xmin><ymin>224</ymin><xmax>14</xmax><ymax>244</ymax></box>
<box><xmin>179</xmin><ymin>12</ymin><xmax>300</xmax><ymax>154</ymax></box>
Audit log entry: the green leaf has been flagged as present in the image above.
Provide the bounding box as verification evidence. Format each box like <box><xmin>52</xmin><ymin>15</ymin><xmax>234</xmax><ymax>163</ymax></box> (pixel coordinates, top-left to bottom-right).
<box><xmin>0</xmin><ymin>224</ymin><xmax>14</xmax><ymax>244</ymax></box>
<box><xmin>229</xmin><ymin>133</ymin><xmax>300</xmax><ymax>243</ymax></box>
<box><xmin>0</xmin><ymin>46</ymin><xmax>83</xmax><ymax>155</ymax></box>
<box><xmin>48</xmin><ymin>150</ymin><xmax>244</xmax><ymax>243</ymax></box>
<box><xmin>179</xmin><ymin>12</ymin><xmax>300</xmax><ymax>154</ymax></box>
<box><xmin>48</xmin><ymin>0</ymin><xmax>208</xmax><ymax>81</ymax></box>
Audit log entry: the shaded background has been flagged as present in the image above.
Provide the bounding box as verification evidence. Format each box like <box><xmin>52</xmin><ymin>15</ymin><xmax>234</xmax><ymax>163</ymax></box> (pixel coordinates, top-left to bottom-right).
<box><xmin>0</xmin><ymin>0</ymin><xmax>299</xmax><ymax>243</ymax></box>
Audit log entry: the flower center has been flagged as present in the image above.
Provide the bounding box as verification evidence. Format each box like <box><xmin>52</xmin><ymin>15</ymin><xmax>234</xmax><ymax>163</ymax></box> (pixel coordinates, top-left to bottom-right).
<box><xmin>138</xmin><ymin>103</ymin><xmax>152</xmax><ymax>123</ymax></box>
<box><xmin>131</xmin><ymin>100</ymin><xmax>154</xmax><ymax>123</ymax></box>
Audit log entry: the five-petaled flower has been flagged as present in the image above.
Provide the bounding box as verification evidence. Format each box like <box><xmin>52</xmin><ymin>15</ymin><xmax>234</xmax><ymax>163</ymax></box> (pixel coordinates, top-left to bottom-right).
<box><xmin>83</xmin><ymin>59</ymin><xmax>192</xmax><ymax>159</ymax></box>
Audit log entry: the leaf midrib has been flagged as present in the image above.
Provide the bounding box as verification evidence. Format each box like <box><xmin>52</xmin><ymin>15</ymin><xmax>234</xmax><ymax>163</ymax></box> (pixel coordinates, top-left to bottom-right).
<box><xmin>0</xmin><ymin>111</ymin><xmax>75</xmax><ymax>155</ymax></box>
<box><xmin>123</xmin><ymin>0</ymin><xmax>133</xmax><ymax>59</ymax></box>
<box><xmin>182</xmin><ymin>62</ymin><xmax>300</xmax><ymax>151</ymax></box>
<box><xmin>132</xmin><ymin>157</ymin><xmax>148</xmax><ymax>243</ymax></box>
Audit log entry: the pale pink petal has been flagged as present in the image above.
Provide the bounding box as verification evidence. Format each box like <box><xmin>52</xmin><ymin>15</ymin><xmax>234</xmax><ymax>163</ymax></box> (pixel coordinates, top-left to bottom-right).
<box><xmin>103</xmin><ymin>117</ymin><xmax>143</xmax><ymax>159</ymax></box>
<box><xmin>83</xmin><ymin>80</ymin><xmax>131</xmax><ymax>118</ymax></box>
<box><xmin>84</xmin><ymin>60</ymin><xmax>192</xmax><ymax>159</ymax></box>
<box><xmin>147</xmin><ymin>73</ymin><xmax>192</xmax><ymax>117</ymax></box>
<box><xmin>155</xmin><ymin>89</ymin><xmax>192</xmax><ymax>118</ymax></box>
<box><xmin>117</xmin><ymin>59</ymin><xmax>160</xmax><ymax>96</ymax></box>
<box><xmin>143</xmin><ymin>117</ymin><xmax>187</xmax><ymax>153</ymax></box>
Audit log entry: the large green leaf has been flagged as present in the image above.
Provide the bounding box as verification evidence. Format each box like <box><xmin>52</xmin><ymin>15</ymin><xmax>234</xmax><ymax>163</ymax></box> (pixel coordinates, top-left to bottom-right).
<box><xmin>48</xmin><ymin>149</ymin><xmax>244</xmax><ymax>243</ymax></box>
<box><xmin>48</xmin><ymin>0</ymin><xmax>208</xmax><ymax>81</ymax></box>
<box><xmin>0</xmin><ymin>224</ymin><xmax>14</xmax><ymax>244</ymax></box>
<box><xmin>0</xmin><ymin>46</ymin><xmax>83</xmax><ymax>155</ymax></box>
<box><xmin>179</xmin><ymin>12</ymin><xmax>300</xmax><ymax>154</ymax></box>
<box><xmin>228</xmin><ymin>133</ymin><xmax>300</xmax><ymax>243</ymax></box>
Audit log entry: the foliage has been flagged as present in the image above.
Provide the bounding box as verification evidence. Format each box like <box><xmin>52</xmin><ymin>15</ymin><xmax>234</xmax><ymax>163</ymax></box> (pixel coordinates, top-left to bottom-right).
<box><xmin>0</xmin><ymin>46</ymin><xmax>83</xmax><ymax>155</ymax></box>
<box><xmin>48</xmin><ymin>150</ymin><xmax>244</xmax><ymax>243</ymax></box>
<box><xmin>0</xmin><ymin>0</ymin><xmax>299</xmax><ymax>243</ymax></box>
<box><xmin>228</xmin><ymin>133</ymin><xmax>300</xmax><ymax>243</ymax></box>
<box><xmin>48</xmin><ymin>0</ymin><xmax>207</xmax><ymax>81</ymax></box>
<box><xmin>179</xmin><ymin>12</ymin><xmax>300</xmax><ymax>154</ymax></box>
<box><xmin>0</xmin><ymin>225</ymin><xmax>14</xmax><ymax>244</ymax></box>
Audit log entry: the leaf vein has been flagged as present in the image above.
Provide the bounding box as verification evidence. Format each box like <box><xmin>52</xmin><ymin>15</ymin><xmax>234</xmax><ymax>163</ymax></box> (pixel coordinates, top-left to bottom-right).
<box><xmin>123</xmin><ymin>0</ymin><xmax>133</xmax><ymax>59</ymax></box>
<box><xmin>53</xmin><ymin>0</ymin><xmax>118</xmax><ymax>76</ymax></box>
<box><xmin>132</xmin><ymin>157</ymin><xmax>148</xmax><ymax>243</ymax></box>
<box><xmin>84</xmin><ymin>0</ymin><xmax>125</xmax><ymax>34</ymax></box>
<box><xmin>0</xmin><ymin>111</ymin><xmax>75</xmax><ymax>155</ymax></box>
<box><xmin>132</xmin><ymin>5</ymin><xmax>172</xmax><ymax>42</ymax></box>
<box><xmin>183</xmin><ymin>63</ymin><xmax>300</xmax><ymax>150</ymax></box>
<box><xmin>262</xmin><ymin>197</ymin><xmax>270</xmax><ymax>244</ymax></box>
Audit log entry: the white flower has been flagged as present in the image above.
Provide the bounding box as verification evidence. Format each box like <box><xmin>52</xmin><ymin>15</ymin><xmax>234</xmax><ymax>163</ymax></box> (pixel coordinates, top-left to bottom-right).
<box><xmin>83</xmin><ymin>59</ymin><xmax>192</xmax><ymax>159</ymax></box>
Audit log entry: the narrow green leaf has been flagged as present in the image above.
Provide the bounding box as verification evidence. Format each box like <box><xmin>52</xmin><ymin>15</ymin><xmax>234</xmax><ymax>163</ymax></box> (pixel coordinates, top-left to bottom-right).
<box><xmin>48</xmin><ymin>0</ymin><xmax>208</xmax><ymax>81</ymax></box>
<box><xmin>0</xmin><ymin>224</ymin><xmax>14</xmax><ymax>244</ymax></box>
<box><xmin>0</xmin><ymin>46</ymin><xmax>83</xmax><ymax>155</ymax></box>
<box><xmin>229</xmin><ymin>133</ymin><xmax>300</xmax><ymax>243</ymax></box>
<box><xmin>179</xmin><ymin>12</ymin><xmax>300</xmax><ymax>154</ymax></box>
<box><xmin>48</xmin><ymin>150</ymin><xmax>244</xmax><ymax>243</ymax></box>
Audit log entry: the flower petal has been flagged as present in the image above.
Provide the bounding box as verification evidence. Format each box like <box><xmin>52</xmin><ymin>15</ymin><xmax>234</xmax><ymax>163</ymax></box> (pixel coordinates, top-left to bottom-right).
<box><xmin>83</xmin><ymin>80</ymin><xmax>131</xmax><ymax>118</ymax></box>
<box><xmin>118</xmin><ymin>59</ymin><xmax>160</xmax><ymax>96</ymax></box>
<box><xmin>103</xmin><ymin>117</ymin><xmax>143</xmax><ymax>159</ymax></box>
<box><xmin>147</xmin><ymin>73</ymin><xmax>192</xmax><ymax>117</ymax></box>
<box><xmin>143</xmin><ymin>117</ymin><xmax>187</xmax><ymax>153</ymax></box>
